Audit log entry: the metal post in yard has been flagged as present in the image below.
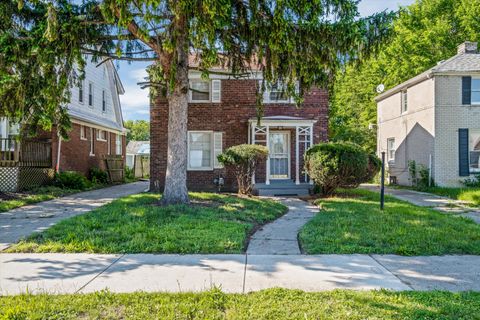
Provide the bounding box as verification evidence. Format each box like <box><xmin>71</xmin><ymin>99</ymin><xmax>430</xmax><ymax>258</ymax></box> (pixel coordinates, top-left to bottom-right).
<box><xmin>380</xmin><ymin>151</ymin><xmax>385</xmax><ymax>210</ymax></box>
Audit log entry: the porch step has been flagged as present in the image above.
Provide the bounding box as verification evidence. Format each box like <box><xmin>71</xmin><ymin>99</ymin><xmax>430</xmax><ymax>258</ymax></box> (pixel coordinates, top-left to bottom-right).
<box><xmin>254</xmin><ymin>181</ymin><xmax>311</xmax><ymax>196</ymax></box>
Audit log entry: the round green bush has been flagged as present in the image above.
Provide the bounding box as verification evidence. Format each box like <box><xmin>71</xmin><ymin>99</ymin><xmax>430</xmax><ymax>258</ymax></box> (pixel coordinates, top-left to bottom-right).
<box><xmin>218</xmin><ymin>144</ymin><xmax>268</xmax><ymax>195</ymax></box>
<box><xmin>305</xmin><ymin>142</ymin><xmax>380</xmax><ymax>195</ymax></box>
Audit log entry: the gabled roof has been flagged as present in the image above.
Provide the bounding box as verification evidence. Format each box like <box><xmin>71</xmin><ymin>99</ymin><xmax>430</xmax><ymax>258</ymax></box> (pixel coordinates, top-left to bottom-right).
<box><xmin>126</xmin><ymin>141</ymin><xmax>150</xmax><ymax>155</ymax></box>
<box><xmin>376</xmin><ymin>43</ymin><xmax>480</xmax><ymax>102</ymax></box>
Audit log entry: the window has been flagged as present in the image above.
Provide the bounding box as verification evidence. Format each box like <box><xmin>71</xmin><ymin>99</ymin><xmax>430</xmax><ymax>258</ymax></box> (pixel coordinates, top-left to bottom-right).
<box><xmin>107</xmin><ymin>133</ymin><xmax>111</xmax><ymax>155</ymax></box>
<box><xmin>469</xmin><ymin>129</ymin><xmax>480</xmax><ymax>173</ymax></box>
<box><xmin>472</xmin><ymin>78</ymin><xmax>480</xmax><ymax>105</ymax></box>
<box><xmin>190</xmin><ymin>80</ymin><xmax>210</xmax><ymax>102</ymax></box>
<box><xmin>187</xmin><ymin>131</ymin><xmax>223</xmax><ymax>170</ymax></box>
<box><xmin>401</xmin><ymin>90</ymin><xmax>408</xmax><ymax>113</ymax></box>
<box><xmin>116</xmin><ymin>134</ymin><xmax>122</xmax><ymax>155</ymax></box>
<box><xmin>80</xmin><ymin>126</ymin><xmax>87</xmax><ymax>140</ymax></box>
<box><xmin>387</xmin><ymin>138</ymin><xmax>396</xmax><ymax>162</ymax></box>
<box><xmin>79</xmin><ymin>81</ymin><xmax>84</xmax><ymax>103</ymax></box>
<box><xmin>96</xmin><ymin>130</ymin><xmax>107</xmax><ymax>141</ymax></box>
<box><xmin>90</xmin><ymin>128</ymin><xmax>95</xmax><ymax>156</ymax></box>
<box><xmin>102</xmin><ymin>90</ymin><xmax>106</xmax><ymax>112</ymax></box>
<box><xmin>88</xmin><ymin>82</ymin><xmax>94</xmax><ymax>107</ymax></box>
<box><xmin>269</xmin><ymin>82</ymin><xmax>289</xmax><ymax>102</ymax></box>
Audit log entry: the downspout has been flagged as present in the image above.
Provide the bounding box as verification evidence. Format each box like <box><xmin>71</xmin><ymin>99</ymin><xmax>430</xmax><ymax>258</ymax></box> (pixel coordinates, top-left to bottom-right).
<box><xmin>56</xmin><ymin>131</ymin><xmax>62</xmax><ymax>172</ymax></box>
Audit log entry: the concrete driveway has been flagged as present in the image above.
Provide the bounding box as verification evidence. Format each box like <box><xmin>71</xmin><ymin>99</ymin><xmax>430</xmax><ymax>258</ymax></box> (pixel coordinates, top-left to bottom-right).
<box><xmin>0</xmin><ymin>181</ymin><xmax>149</xmax><ymax>251</ymax></box>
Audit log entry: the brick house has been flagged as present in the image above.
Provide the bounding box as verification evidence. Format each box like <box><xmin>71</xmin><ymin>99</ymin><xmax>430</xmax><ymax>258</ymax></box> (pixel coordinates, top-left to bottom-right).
<box><xmin>376</xmin><ymin>41</ymin><xmax>480</xmax><ymax>187</ymax></box>
<box><xmin>0</xmin><ymin>56</ymin><xmax>127</xmax><ymax>191</ymax></box>
<box><xmin>150</xmin><ymin>70</ymin><xmax>328</xmax><ymax>195</ymax></box>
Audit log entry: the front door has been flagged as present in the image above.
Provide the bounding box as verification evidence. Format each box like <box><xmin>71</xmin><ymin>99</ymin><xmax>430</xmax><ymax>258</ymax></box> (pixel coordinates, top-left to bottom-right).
<box><xmin>269</xmin><ymin>132</ymin><xmax>290</xmax><ymax>179</ymax></box>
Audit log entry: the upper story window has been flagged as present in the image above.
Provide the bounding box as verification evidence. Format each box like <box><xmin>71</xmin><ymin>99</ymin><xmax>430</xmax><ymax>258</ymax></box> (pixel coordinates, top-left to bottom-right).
<box><xmin>189</xmin><ymin>80</ymin><xmax>221</xmax><ymax>103</ymax></box>
<box><xmin>472</xmin><ymin>78</ymin><xmax>480</xmax><ymax>105</ymax></box>
<box><xmin>102</xmin><ymin>90</ymin><xmax>106</xmax><ymax>112</ymax></box>
<box><xmin>401</xmin><ymin>90</ymin><xmax>408</xmax><ymax>113</ymax></box>
<box><xmin>263</xmin><ymin>81</ymin><xmax>299</xmax><ymax>103</ymax></box>
<box><xmin>79</xmin><ymin>81</ymin><xmax>84</xmax><ymax>104</ymax></box>
<box><xmin>88</xmin><ymin>82</ymin><xmax>94</xmax><ymax>107</ymax></box>
<box><xmin>269</xmin><ymin>82</ymin><xmax>289</xmax><ymax>102</ymax></box>
<box><xmin>387</xmin><ymin>138</ymin><xmax>396</xmax><ymax>162</ymax></box>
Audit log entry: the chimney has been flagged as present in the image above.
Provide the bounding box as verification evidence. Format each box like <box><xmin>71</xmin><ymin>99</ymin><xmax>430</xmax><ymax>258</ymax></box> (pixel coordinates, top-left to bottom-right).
<box><xmin>457</xmin><ymin>41</ymin><xmax>478</xmax><ymax>54</ymax></box>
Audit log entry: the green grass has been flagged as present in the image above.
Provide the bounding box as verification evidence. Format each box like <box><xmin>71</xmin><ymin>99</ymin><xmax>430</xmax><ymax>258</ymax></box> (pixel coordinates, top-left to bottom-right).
<box><xmin>414</xmin><ymin>186</ymin><xmax>480</xmax><ymax>207</ymax></box>
<box><xmin>1</xmin><ymin>288</ymin><xmax>479</xmax><ymax>319</ymax></box>
<box><xmin>6</xmin><ymin>193</ymin><xmax>287</xmax><ymax>254</ymax></box>
<box><xmin>0</xmin><ymin>186</ymin><xmax>86</xmax><ymax>213</ymax></box>
<box><xmin>299</xmin><ymin>189</ymin><xmax>480</xmax><ymax>255</ymax></box>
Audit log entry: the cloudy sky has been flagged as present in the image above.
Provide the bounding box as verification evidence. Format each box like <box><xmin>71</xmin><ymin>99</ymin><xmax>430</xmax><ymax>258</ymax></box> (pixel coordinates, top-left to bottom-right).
<box><xmin>118</xmin><ymin>0</ymin><xmax>416</xmax><ymax>121</ymax></box>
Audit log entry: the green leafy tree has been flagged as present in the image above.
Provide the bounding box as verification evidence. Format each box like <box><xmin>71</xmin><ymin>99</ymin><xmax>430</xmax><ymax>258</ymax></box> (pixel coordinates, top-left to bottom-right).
<box><xmin>330</xmin><ymin>0</ymin><xmax>480</xmax><ymax>152</ymax></box>
<box><xmin>1</xmin><ymin>0</ymin><xmax>393</xmax><ymax>204</ymax></box>
<box><xmin>124</xmin><ymin>120</ymin><xmax>150</xmax><ymax>143</ymax></box>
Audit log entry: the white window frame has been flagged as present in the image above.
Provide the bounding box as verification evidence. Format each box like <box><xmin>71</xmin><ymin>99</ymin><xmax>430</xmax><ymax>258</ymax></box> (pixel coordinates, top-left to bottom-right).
<box><xmin>107</xmin><ymin>132</ymin><xmax>111</xmax><ymax>155</ymax></box>
<box><xmin>471</xmin><ymin>78</ymin><xmax>480</xmax><ymax>105</ymax></box>
<box><xmin>102</xmin><ymin>90</ymin><xmax>106</xmax><ymax>112</ymax></box>
<box><xmin>469</xmin><ymin>129</ymin><xmax>480</xmax><ymax>173</ymax></box>
<box><xmin>187</xmin><ymin>130</ymin><xmax>224</xmax><ymax>171</ymax></box>
<box><xmin>263</xmin><ymin>81</ymin><xmax>299</xmax><ymax>104</ymax></box>
<box><xmin>213</xmin><ymin>132</ymin><xmax>223</xmax><ymax>169</ymax></box>
<box><xmin>89</xmin><ymin>128</ymin><xmax>95</xmax><ymax>156</ymax></box>
<box><xmin>401</xmin><ymin>90</ymin><xmax>408</xmax><ymax>113</ymax></box>
<box><xmin>387</xmin><ymin>138</ymin><xmax>396</xmax><ymax>162</ymax></box>
<box><xmin>80</xmin><ymin>125</ymin><xmax>87</xmax><ymax>140</ymax></box>
<box><xmin>96</xmin><ymin>129</ymin><xmax>107</xmax><ymax>142</ymax></box>
<box><xmin>78</xmin><ymin>80</ymin><xmax>84</xmax><ymax>104</ymax></box>
<box><xmin>88</xmin><ymin>82</ymin><xmax>94</xmax><ymax>107</ymax></box>
<box><xmin>116</xmin><ymin>134</ymin><xmax>122</xmax><ymax>155</ymax></box>
<box><xmin>189</xmin><ymin>80</ymin><xmax>211</xmax><ymax>103</ymax></box>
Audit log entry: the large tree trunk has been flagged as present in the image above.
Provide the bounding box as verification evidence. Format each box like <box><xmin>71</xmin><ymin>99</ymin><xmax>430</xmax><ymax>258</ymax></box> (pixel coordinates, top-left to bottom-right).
<box><xmin>160</xmin><ymin>17</ymin><xmax>190</xmax><ymax>205</ymax></box>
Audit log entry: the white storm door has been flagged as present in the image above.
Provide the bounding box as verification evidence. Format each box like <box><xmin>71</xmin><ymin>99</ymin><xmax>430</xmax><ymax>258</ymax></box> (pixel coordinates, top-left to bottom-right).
<box><xmin>269</xmin><ymin>132</ymin><xmax>290</xmax><ymax>179</ymax></box>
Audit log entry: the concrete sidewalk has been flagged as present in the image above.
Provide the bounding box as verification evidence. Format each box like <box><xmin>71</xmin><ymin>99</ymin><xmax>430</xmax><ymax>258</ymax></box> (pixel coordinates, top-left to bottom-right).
<box><xmin>247</xmin><ymin>198</ymin><xmax>317</xmax><ymax>254</ymax></box>
<box><xmin>0</xmin><ymin>181</ymin><xmax>149</xmax><ymax>251</ymax></box>
<box><xmin>361</xmin><ymin>184</ymin><xmax>480</xmax><ymax>224</ymax></box>
<box><xmin>1</xmin><ymin>253</ymin><xmax>479</xmax><ymax>295</ymax></box>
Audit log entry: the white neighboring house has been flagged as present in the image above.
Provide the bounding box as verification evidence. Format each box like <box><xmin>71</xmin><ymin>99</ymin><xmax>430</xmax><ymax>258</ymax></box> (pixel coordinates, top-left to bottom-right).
<box><xmin>0</xmin><ymin>56</ymin><xmax>127</xmax><ymax>191</ymax></box>
<box><xmin>376</xmin><ymin>41</ymin><xmax>480</xmax><ymax>187</ymax></box>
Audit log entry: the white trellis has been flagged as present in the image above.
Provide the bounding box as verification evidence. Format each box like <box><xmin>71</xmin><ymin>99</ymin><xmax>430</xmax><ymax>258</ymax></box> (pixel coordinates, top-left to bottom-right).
<box><xmin>249</xmin><ymin>116</ymin><xmax>316</xmax><ymax>185</ymax></box>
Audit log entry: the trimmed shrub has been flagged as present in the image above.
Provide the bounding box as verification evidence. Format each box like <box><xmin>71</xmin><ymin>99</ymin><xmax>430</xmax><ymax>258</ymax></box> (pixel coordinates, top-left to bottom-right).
<box><xmin>54</xmin><ymin>171</ymin><xmax>90</xmax><ymax>190</ymax></box>
<box><xmin>88</xmin><ymin>167</ymin><xmax>109</xmax><ymax>184</ymax></box>
<box><xmin>218</xmin><ymin>144</ymin><xmax>269</xmax><ymax>195</ymax></box>
<box><xmin>305</xmin><ymin>142</ymin><xmax>380</xmax><ymax>196</ymax></box>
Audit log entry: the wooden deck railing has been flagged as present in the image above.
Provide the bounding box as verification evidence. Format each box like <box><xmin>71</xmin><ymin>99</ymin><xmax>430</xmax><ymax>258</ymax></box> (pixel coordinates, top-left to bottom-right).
<box><xmin>0</xmin><ymin>137</ymin><xmax>52</xmax><ymax>167</ymax></box>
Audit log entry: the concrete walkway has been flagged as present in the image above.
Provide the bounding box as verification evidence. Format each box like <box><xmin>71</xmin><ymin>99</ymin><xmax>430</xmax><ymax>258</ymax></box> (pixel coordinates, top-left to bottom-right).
<box><xmin>1</xmin><ymin>253</ymin><xmax>479</xmax><ymax>295</ymax></box>
<box><xmin>247</xmin><ymin>198</ymin><xmax>317</xmax><ymax>254</ymax></box>
<box><xmin>0</xmin><ymin>181</ymin><xmax>149</xmax><ymax>251</ymax></box>
<box><xmin>361</xmin><ymin>184</ymin><xmax>480</xmax><ymax>224</ymax></box>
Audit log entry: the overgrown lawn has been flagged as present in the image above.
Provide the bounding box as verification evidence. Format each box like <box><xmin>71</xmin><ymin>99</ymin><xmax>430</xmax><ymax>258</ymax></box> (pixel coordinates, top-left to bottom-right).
<box><xmin>1</xmin><ymin>288</ymin><xmax>479</xmax><ymax>319</ymax></box>
<box><xmin>299</xmin><ymin>189</ymin><xmax>480</xmax><ymax>255</ymax></box>
<box><xmin>6</xmin><ymin>193</ymin><xmax>286</xmax><ymax>254</ymax></box>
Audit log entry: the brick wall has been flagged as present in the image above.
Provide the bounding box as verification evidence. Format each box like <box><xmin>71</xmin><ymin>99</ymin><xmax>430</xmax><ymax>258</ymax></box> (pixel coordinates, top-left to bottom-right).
<box><xmin>150</xmin><ymin>79</ymin><xmax>328</xmax><ymax>191</ymax></box>
<box><xmin>49</xmin><ymin>123</ymin><xmax>126</xmax><ymax>177</ymax></box>
<box><xmin>434</xmin><ymin>75</ymin><xmax>480</xmax><ymax>186</ymax></box>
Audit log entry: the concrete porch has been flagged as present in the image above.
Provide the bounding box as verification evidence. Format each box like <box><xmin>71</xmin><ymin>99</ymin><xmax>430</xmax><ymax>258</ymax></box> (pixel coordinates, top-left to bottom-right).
<box><xmin>254</xmin><ymin>179</ymin><xmax>311</xmax><ymax>196</ymax></box>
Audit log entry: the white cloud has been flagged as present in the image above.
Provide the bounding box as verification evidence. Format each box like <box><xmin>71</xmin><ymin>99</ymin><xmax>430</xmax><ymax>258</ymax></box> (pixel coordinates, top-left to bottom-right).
<box><xmin>119</xmin><ymin>67</ymin><xmax>150</xmax><ymax>120</ymax></box>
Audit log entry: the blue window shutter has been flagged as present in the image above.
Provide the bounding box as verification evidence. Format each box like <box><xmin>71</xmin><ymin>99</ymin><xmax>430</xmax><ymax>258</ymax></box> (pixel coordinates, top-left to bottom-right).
<box><xmin>459</xmin><ymin>128</ymin><xmax>470</xmax><ymax>176</ymax></box>
<box><xmin>462</xmin><ymin>76</ymin><xmax>471</xmax><ymax>105</ymax></box>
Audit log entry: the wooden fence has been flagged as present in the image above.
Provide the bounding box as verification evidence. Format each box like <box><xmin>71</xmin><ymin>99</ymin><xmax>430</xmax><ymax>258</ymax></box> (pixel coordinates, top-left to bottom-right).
<box><xmin>0</xmin><ymin>138</ymin><xmax>51</xmax><ymax>167</ymax></box>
